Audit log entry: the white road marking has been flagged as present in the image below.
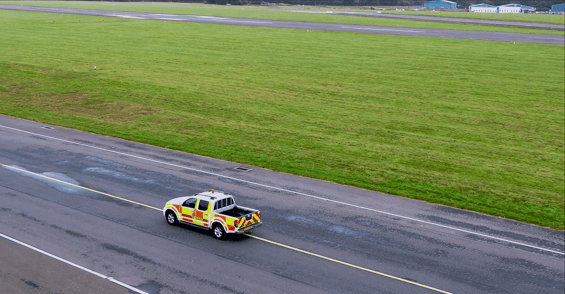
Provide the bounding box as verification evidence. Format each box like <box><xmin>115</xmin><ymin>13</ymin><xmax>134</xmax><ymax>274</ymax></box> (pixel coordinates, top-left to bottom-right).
<box><xmin>154</xmin><ymin>17</ymin><xmax>187</xmax><ymax>21</ymax></box>
<box><xmin>215</xmin><ymin>19</ymin><xmax>273</xmax><ymax>24</ymax></box>
<box><xmin>0</xmin><ymin>233</ymin><xmax>149</xmax><ymax>294</ymax></box>
<box><xmin>526</xmin><ymin>36</ymin><xmax>564</xmax><ymax>40</ymax></box>
<box><xmin>112</xmin><ymin>15</ymin><xmax>144</xmax><ymax>19</ymax></box>
<box><xmin>0</xmin><ymin>124</ymin><xmax>562</xmax><ymax>255</ymax></box>
<box><xmin>148</xmin><ymin>13</ymin><xmax>229</xmax><ymax>20</ymax></box>
<box><xmin>342</xmin><ymin>26</ymin><xmax>423</xmax><ymax>33</ymax></box>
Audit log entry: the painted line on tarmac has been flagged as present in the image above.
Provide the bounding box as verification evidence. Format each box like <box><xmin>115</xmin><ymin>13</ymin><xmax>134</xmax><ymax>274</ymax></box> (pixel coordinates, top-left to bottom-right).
<box><xmin>217</xmin><ymin>19</ymin><xmax>273</xmax><ymax>24</ymax></box>
<box><xmin>342</xmin><ymin>26</ymin><xmax>423</xmax><ymax>32</ymax></box>
<box><xmin>0</xmin><ymin>124</ymin><xmax>563</xmax><ymax>255</ymax></box>
<box><xmin>526</xmin><ymin>36</ymin><xmax>564</xmax><ymax>40</ymax></box>
<box><xmin>246</xmin><ymin>234</ymin><xmax>452</xmax><ymax>294</ymax></box>
<box><xmin>0</xmin><ymin>162</ymin><xmax>452</xmax><ymax>294</ymax></box>
<box><xmin>112</xmin><ymin>14</ymin><xmax>145</xmax><ymax>19</ymax></box>
<box><xmin>0</xmin><ymin>233</ymin><xmax>149</xmax><ymax>294</ymax></box>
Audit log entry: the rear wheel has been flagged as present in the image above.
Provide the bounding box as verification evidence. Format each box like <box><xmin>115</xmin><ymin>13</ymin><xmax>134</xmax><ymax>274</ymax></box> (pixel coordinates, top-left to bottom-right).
<box><xmin>212</xmin><ymin>224</ymin><xmax>226</xmax><ymax>239</ymax></box>
<box><xmin>166</xmin><ymin>211</ymin><xmax>178</xmax><ymax>226</ymax></box>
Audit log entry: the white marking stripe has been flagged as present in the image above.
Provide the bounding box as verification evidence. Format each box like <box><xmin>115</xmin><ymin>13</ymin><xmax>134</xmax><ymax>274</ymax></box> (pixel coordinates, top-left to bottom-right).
<box><xmin>216</xmin><ymin>20</ymin><xmax>273</xmax><ymax>24</ymax></box>
<box><xmin>0</xmin><ymin>233</ymin><xmax>149</xmax><ymax>294</ymax></box>
<box><xmin>342</xmin><ymin>26</ymin><xmax>423</xmax><ymax>33</ymax></box>
<box><xmin>154</xmin><ymin>18</ymin><xmax>186</xmax><ymax>21</ymax></box>
<box><xmin>0</xmin><ymin>124</ymin><xmax>562</xmax><ymax>255</ymax></box>
<box><xmin>112</xmin><ymin>15</ymin><xmax>144</xmax><ymax>19</ymax></box>
<box><xmin>526</xmin><ymin>36</ymin><xmax>564</xmax><ymax>40</ymax></box>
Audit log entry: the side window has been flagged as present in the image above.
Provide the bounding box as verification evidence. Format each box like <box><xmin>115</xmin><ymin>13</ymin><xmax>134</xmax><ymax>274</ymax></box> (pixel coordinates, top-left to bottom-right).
<box><xmin>198</xmin><ymin>200</ymin><xmax>209</xmax><ymax>211</ymax></box>
<box><xmin>222</xmin><ymin>198</ymin><xmax>226</xmax><ymax>207</ymax></box>
<box><xmin>183</xmin><ymin>198</ymin><xmax>197</xmax><ymax>209</ymax></box>
<box><xmin>214</xmin><ymin>202</ymin><xmax>218</xmax><ymax>210</ymax></box>
<box><xmin>227</xmin><ymin>197</ymin><xmax>233</xmax><ymax>206</ymax></box>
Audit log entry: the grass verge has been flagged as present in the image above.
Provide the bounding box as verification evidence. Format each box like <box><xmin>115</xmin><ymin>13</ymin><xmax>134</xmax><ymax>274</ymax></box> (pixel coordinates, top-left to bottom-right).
<box><xmin>0</xmin><ymin>1</ymin><xmax>563</xmax><ymax>35</ymax></box>
<box><xmin>0</xmin><ymin>10</ymin><xmax>563</xmax><ymax>228</ymax></box>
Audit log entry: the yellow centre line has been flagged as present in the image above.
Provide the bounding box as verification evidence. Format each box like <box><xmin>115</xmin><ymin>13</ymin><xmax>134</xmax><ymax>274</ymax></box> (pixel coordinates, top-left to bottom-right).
<box><xmin>1</xmin><ymin>162</ymin><xmax>452</xmax><ymax>294</ymax></box>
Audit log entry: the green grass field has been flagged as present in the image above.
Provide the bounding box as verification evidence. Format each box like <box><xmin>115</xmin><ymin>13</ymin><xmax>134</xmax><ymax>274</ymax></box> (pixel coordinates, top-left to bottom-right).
<box><xmin>0</xmin><ymin>1</ymin><xmax>563</xmax><ymax>35</ymax></box>
<box><xmin>1</xmin><ymin>10</ymin><xmax>563</xmax><ymax>228</ymax></box>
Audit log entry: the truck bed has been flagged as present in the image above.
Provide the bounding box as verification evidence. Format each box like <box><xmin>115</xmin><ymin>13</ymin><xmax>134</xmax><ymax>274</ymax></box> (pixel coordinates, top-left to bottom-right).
<box><xmin>220</xmin><ymin>206</ymin><xmax>255</xmax><ymax>218</ymax></box>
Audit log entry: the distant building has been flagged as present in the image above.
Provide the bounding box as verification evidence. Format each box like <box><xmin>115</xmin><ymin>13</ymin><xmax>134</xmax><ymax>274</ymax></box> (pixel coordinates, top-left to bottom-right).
<box><xmin>469</xmin><ymin>3</ymin><xmax>498</xmax><ymax>12</ymax></box>
<box><xmin>424</xmin><ymin>0</ymin><xmax>458</xmax><ymax>9</ymax></box>
<box><xmin>550</xmin><ymin>3</ymin><xmax>564</xmax><ymax>13</ymax></box>
<box><xmin>469</xmin><ymin>3</ymin><xmax>536</xmax><ymax>13</ymax></box>
<box><xmin>498</xmin><ymin>3</ymin><xmax>536</xmax><ymax>13</ymax></box>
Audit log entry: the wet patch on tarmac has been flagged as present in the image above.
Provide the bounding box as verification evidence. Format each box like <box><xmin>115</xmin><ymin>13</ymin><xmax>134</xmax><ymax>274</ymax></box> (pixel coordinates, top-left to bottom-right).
<box><xmin>434</xmin><ymin>205</ymin><xmax>496</xmax><ymax>221</ymax></box>
<box><xmin>30</xmin><ymin>135</ymin><xmax>48</xmax><ymax>141</ymax></box>
<box><xmin>46</xmin><ymin>223</ymin><xmax>89</xmax><ymax>240</ymax></box>
<box><xmin>265</xmin><ymin>208</ymin><xmax>408</xmax><ymax>250</ymax></box>
<box><xmin>63</xmin><ymin>229</ymin><xmax>88</xmax><ymax>239</ymax></box>
<box><xmin>15</xmin><ymin>212</ymin><xmax>49</xmax><ymax>226</ymax></box>
<box><xmin>494</xmin><ymin>267</ymin><xmax>564</xmax><ymax>290</ymax></box>
<box><xmin>2</xmin><ymin>165</ymin><xmax>84</xmax><ymax>195</ymax></box>
<box><xmin>84</xmin><ymin>167</ymin><xmax>158</xmax><ymax>185</ymax></box>
<box><xmin>20</xmin><ymin>279</ymin><xmax>40</xmax><ymax>289</ymax></box>
<box><xmin>465</xmin><ymin>233</ymin><xmax>564</xmax><ymax>257</ymax></box>
<box><xmin>101</xmin><ymin>243</ymin><xmax>157</xmax><ymax>265</ymax></box>
<box><xmin>83</xmin><ymin>156</ymin><xmax>131</xmax><ymax>169</ymax></box>
<box><xmin>354</xmin><ymin>218</ymin><xmax>465</xmax><ymax>250</ymax></box>
<box><xmin>134</xmin><ymin>280</ymin><xmax>165</xmax><ymax>294</ymax></box>
<box><xmin>495</xmin><ymin>256</ymin><xmax>550</xmax><ymax>272</ymax></box>
<box><xmin>114</xmin><ymin>140</ymin><xmax>152</xmax><ymax>151</ymax></box>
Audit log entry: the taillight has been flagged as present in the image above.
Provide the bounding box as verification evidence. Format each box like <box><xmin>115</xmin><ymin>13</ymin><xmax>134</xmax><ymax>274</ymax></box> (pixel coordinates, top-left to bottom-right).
<box><xmin>234</xmin><ymin>219</ymin><xmax>239</xmax><ymax>226</ymax></box>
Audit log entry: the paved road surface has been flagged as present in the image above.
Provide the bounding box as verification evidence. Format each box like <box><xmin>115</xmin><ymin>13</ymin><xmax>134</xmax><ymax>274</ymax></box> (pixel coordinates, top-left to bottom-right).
<box><xmin>0</xmin><ymin>5</ymin><xmax>563</xmax><ymax>45</ymax></box>
<box><xmin>0</xmin><ymin>237</ymin><xmax>132</xmax><ymax>294</ymax></box>
<box><xmin>0</xmin><ymin>115</ymin><xmax>563</xmax><ymax>294</ymax></box>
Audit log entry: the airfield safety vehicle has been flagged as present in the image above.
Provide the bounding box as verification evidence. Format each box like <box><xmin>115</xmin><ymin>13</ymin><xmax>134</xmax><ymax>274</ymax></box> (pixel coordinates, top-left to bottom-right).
<box><xmin>163</xmin><ymin>190</ymin><xmax>261</xmax><ymax>239</ymax></box>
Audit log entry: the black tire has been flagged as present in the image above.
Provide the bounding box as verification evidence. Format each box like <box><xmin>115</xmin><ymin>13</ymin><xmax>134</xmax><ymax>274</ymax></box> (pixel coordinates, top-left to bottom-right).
<box><xmin>212</xmin><ymin>223</ymin><xmax>226</xmax><ymax>239</ymax></box>
<box><xmin>166</xmin><ymin>211</ymin><xmax>178</xmax><ymax>226</ymax></box>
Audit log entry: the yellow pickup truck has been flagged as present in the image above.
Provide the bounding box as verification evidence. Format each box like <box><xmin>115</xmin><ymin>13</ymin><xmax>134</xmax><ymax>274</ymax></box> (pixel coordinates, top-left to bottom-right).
<box><xmin>163</xmin><ymin>190</ymin><xmax>262</xmax><ymax>239</ymax></box>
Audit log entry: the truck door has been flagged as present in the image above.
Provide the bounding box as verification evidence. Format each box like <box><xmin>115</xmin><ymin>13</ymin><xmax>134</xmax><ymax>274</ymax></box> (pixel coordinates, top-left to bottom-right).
<box><xmin>181</xmin><ymin>197</ymin><xmax>197</xmax><ymax>223</ymax></box>
<box><xmin>195</xmin><ymin>199</ymin><xmax>211</xmax><ymax>227</ymax></box>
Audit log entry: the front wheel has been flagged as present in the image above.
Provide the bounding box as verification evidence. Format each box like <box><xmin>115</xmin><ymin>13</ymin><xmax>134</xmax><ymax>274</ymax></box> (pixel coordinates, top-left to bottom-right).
<box><xmin>212</xmin><ymin>224</ymin><xmax>226</xmax><ymax>239</ymax></box>
<box><xmin>166</xmin><ymin>211</ymin><xmax>178</xmax><ymax>226</ymax></box>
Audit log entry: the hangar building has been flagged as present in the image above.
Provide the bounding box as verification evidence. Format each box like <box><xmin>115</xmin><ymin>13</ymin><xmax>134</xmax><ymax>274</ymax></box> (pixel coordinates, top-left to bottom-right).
<box><xmin>550</xmin><ymin>3</ymin><xmax>564</xmax><ymax>13</ymax></box>
<box><xmin>497</xmin><ymin>3</ymin><xmax>536</xmax><ymax>13</ymax></box>
<box><xmin>469</xmin><ymin>3</ymin><xmax>498</xmax><ymax>12</ymax></box>
<box><xmin>424</xmin><ymin>0</ymin><xmax>458</xmax><ymax>9</ymax></box>
<box><xmin>470</xmin><ymin>3</ymin><xmax>536</xmax><ymax>13</ymax></box>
